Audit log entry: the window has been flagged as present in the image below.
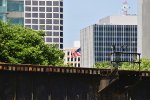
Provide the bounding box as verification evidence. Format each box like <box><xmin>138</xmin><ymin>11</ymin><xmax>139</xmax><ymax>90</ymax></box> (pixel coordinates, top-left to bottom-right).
<box><xmin>32</xmin><ymin>7</ymin><xmax>38</xmax><ymax>11</ymax></box>
<box><xmin>53</xmin><ymin>1</ymin><xmax>59</xmax><ymax>6</ymax></box>
<box><xmin>25</xmin><ymin>7</ymin><xmax>31</xmax><ymax>11</ymax></box>
<box><xmin>40</xmin><ymin>25</ymin><xmax>45</xmax><ymax>30</ymax></box>
<box><xmin>60</xmin><ymin>8</ymin><xmax>63</xmax><ymax>12</ymax></box>
<box><xmin>60</xmin><ymin>38</ymin><xmax>63</xmax><ymax>43</ymax></box>
<box><xmin>60</xmin><ymin>1</ymin><xmax>63</xmax><ymax>6</ymax></box>
<box><xmin>32</xmin><ymin>13</ymin><xmax>38</xmax><ymax>18</ymax></box>
<box><xmin>25</xmin><ymin>19</ymin><xmax>31</xmax><ymax>23</ymax></box>
<box><xmin>78</xmin><ymin>58</ymin><xmax>80</xmax><ymax>61</ymax></box>
<box><xmin>60</xmin><ymin>26</ymin><xmax>63</xmax><ymax>31</ymax></box>
<box><xmin>53</xmin><ymin>7</ymin><xmax>59</xmax><ymax>12</ymax></box>
<box><xmin>39</xmin><ymin>1</ymin><xmax>45</xmax><ymax>5</ymax></box>
<box><xmin>53</xmin><ymin>19</ymin><xmax>59</xmax><ymax>24</ymax></box>
<box><xmin>39</xmin><ymin>19</ymin><xmax>45</xmax><ymax>24</ymax></box>
<box><xmin>67</xmin><ymin>52</ymin><xmax>70</xmax><ymax>55</ymax></box>
<box><xmin>39</xmin><ymin>7</ymin><xmax>45</xmax><ymax>12</ymax></box>
<box><xmin>46</xmin><ymin>7</ymin><xmax>52</xmax><ymax>12</ymax></box>
<box><xmin>53</xmin><ymin>26</ymin><xmax>59</xmax><ymax>30</ymax></box>
<box><xmin>46</xmin><ymin>1</ymin><xmax>52</xmax><ymax>6</ymax></box>
<box><xmin>25</xmin><ymin>25</ymin><xmax>31</xmax><ymax>28</ymax></box>
<box><xmin>53</xmin><ymin>13</ymin><xmax>59</xmax><ymax>18</ymax></box>
<box><xmin>53</xmin><ymin>32</ymin><xmax>59</xmax><ymax>36</ymax></box>
<box><xmin>32</xmin><ymin>1</ymin><xmax>38</xmax><ymax>5</ymax></box>
<box><xmin>46</xmin><ymin>32</ymin><xmax>52</xmax><ymax>36</ymax></box>
<box><xmin>46</xmin><ymin>13</ymin><xmax>52</xmax><ymax>18</ymax></box>
<box><xmin>60</xmin><ymin>44</ymin><xmax>63</xmax><ymax>49</ymax></box>
<box><xmin>32</xmin><ymin>25</ymin><xmax>38</xmax><ymax>30</ymax></box>
<box><xmin>25</xmin><ymin>1</ymin><xmax>31</xmax><ymax>5</ymax></box>
<box><xmin>60</xmin><ymin>20</ymin><xmax>63</xmax><ymax>24</ymax></box>
<box><xmin>25</xmin><ymin>13</ymin><xmax>31</xmax><ymax>17</ymax></box>
<box><xmin>46</xmin><ymin>38</ymin><xmax>52</xmax><ymax>42</ymax></box>
<box><xmin>53</xmin><ymin>38</ymin><xmax>59</xmax><ymax>42</ymax></box>
<box><xmin>39</xmin><ymin>13</ymin><xmax>45</xmax><ymax>18</ymax></box>
<box><xmin>46</xmin><ymin>25</ymin><xmax>52</xmax><ymax>30</ymax></box>
<box><xmin>32</xmin><ymin>19</ymin><xmax>38</xmax><ymax>24</ymax></box>
<box><xmin>60</xmin><ymin>32</ymin><xmax>63</xmax><ymax>37</ymax></box>
<box><xmin>60</xmin><ymin>14</ymin><xmax>63</xmax><ymax>18</ymax></box>
<box><xmin>46</xmin><ymin>19</ymin><xmax>52</xmax><ymax>24</ymax></box>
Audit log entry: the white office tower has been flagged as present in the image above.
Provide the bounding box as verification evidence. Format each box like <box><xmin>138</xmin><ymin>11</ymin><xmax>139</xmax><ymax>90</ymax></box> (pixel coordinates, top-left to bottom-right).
<box><xmin>138</xmin><ymin>0</ymin><xmax>150</xmax><ymax>58</ymax></box>
<box><xmin>24</xmin><ymin>0</ymin><xmax>63</xmax><ymax>49</ymax></box>
<box><xmin>80</xmin><ymin>16</ymin><xmax>137</xmax><ymax>68</ymax></box>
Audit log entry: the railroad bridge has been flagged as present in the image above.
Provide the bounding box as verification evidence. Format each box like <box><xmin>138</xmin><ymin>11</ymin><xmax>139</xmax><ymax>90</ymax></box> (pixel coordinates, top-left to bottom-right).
<box><xmin>0</xmin><ymin>63</ymin><xmax>150</xmax><ymax>100</ymax></box>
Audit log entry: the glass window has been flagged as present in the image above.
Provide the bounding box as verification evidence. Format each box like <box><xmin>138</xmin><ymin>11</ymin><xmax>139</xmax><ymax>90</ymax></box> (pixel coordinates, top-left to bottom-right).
<box><xmin>46</xmin><ymin>38</ymin><xmax>52</xmax><ymax>42</ymax></box>
<box><xmin>53</xmin><ymin>26</ymin><xmax>59</xmax><ymax>30</ymax></box>
<box><xmin>46</xmin><ymin>25</ymin><xmax>52</xmax><ymax>30</ymax></box>
<box><xmin>60</xmin><ymin>14</ymin><xmax>63</xmax><ymax>18</ymax></box>
<box><xmin>32</xmin><ymin>1</ymin><xmax>38</xmax><ymax>5</ymax></box>
<box><xmin>40</xmin><ymin>25</ymin><xmax>45</xmax><ymax>30</ymax></box>
<box><xmin>32</xmin><ymin>25</ymin><xmax>38</xmax><ymax>30</ymax></box>
<box><xmin>53</xmin><ymin>7</ymin><xmax>59</xmax><ymax>12</ymax></box>
<box><xmin>60</xmin><ymin>8</ymin><xmax>63</xmax><ymax>12</ymax></box>
<box><xmin>53</xmin><ymin>32</ymin><xmax>59</xmax><ymax>36</ymax></box>
<box><xmin>46</xmin><ymin>7</ymin><xmax>52</xmax><ymax>12</ymax></box>
<box><xmin>60</xmin><ymin>44</ymin><xmax>63</xmax><ymax>49</ymax></box>
<box><xmin>53</xmin><ymin>1</ymin><xmax>59</xmax><ymax>6</ymax></box>
<box><xmin>60</xmin><ymin>1</ymin><xmax>63</xmax><ymax>6</ymax></box>
<box><xmin>46</xmin><ymin>19</ymin><xmax>52</xmax><ymax>24</ymax></box>
<box><xmin>25</xmin><ymin>13</ymin><xmax>31</xmax><ymax>17</ymax></box>
<box><xmin>32</xmin><ymin>19</ymin><xmax>38</xmax><ymax>24</ymax></box>
<box><xmin>78</xmin><ymin>58</ymin><xmax>80</xmax><ymax>61</ymax></box>
<box><xmin>53</xmin><ymin>13</ymin><xmax>59</xmax><ymax>18</ymax></box>
<box><xmin>39</xmin><ymin>1</ymin><xmax>45</xmax><ymax>5</ymax></box>
<box><xmin>60</xmin><ymin>26</ymin><xmax>63</xmax><ymax>31</ymax></box>
<box><xmin>25</xmin><ymin>7</ymin><xmax>31</xmax><ymax>11</ymax></box>
<box><xmin>60</xmin><ymin>20</ymin><xmax>63</xmax><ymax>24</ymax></box>
<box><xmin>32</xmin><ymin>7</ymin><xmax>38</xmax><ymax>11</ymax></box>
<box><xmin>0</xmin><ymin>1</ymin><xmax>2</xmax><ymax>6</ymax></box>
<box><xmin>25</xmin><ymin>1</ymin><xmax>31</xmax><ymax>5</ymax></box>
<box><xmin>39</xmin><ymin>19</ymin><xmax>45</xmax><ymax>24</ymax></box>
<box><xmin>53</xmin><ymin>19</ymin><xmax>59</xmax><ymax>24</ymax></box>
<box><xmin>46</xmin><ymin>13</ymin><xmax>52</xmax><ymax>18</ymax></box>
<box><xmin>46</xmin><ymin>1</ymin><xmax>52</xmax><ymax>6</ymax></box>
<box><xmin>46</xmin><ymin>32</ymin><xmax>52</xmax><ymax>36</ymax></box>
<box><xmin>60</xmin><ymin>38</ymin><xmax>63</xmax><ymax>43</ymax></box>
<box><xmin>32</xmin><ymin>13</ymin><xmax>38</xmax><ymax>18</ymax></box>
<box><xmin>39</xmin><ymin>7</ymin><xmax>45</xmax><ymax>12</ymax></box>
<box><xmin>39</xmin><ymin>13</ymin><xmax>45</xmax><ymax>18</ymax></box>
<box><xmin>8</xmin><ymin>1</ymin><xmax>24</xmax><ymax>12</ymax></box>
<box><xmin>25</xmin><ymin>19</ymin><xmax>31</xmax><ymax>23</ymax></box>
<box><xmin>60</xmin><ymin>32</ymin><xmax>63</xmax><ymax>37</ymax></box>
<box><xmin>53</xmin><ymin>38</ymin><xmax>59</xmax><ymax>42</ymax></box>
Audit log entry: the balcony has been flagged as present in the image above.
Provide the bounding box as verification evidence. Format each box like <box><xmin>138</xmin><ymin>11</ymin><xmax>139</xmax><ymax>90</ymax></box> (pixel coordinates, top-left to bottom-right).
<box><xmin>0</xmin><ymin>6</ymin><xmax>7</xmax><ymax>13</ymax></box>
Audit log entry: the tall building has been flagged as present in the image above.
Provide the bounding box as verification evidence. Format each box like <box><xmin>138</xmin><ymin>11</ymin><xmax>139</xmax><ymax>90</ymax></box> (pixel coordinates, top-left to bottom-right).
<box><xmin>0</xmin><ymin>0</ymin><xmax>63</xmax><ymax>49</ymax></box>
<box><xmin>80</xmin><ymin>16</ymin><xmax>137</xmax><ymax>68</ymax></box>
<box><xmin>138</xmin><ymin>0</ymin><xmax>150</xmax><ymax>58</ymax></box>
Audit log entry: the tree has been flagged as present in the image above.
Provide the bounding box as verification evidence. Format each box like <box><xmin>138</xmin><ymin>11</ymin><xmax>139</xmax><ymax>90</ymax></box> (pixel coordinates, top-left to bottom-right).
<box><xmin>95</xmin><ymin>61</ymin><xmax>111</xmax><ymax>69</ymax></box>
<box><xmin>0</xmin><ymin>21</ymin><xmax>64</xmax><ymax>66</ymax></box>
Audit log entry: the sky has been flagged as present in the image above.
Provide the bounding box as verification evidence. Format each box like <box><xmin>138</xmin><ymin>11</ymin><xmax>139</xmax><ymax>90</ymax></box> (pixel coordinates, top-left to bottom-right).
<box><xmin>63</xmin><ymin>0</ymin><xmax>137</xmax><ymax>48</ymax></box>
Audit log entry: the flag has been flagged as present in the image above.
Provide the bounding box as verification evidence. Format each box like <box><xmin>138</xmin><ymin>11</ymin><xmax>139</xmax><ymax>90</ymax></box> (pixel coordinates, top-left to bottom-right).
<box><xmin>71</xmin><ymin>48</ymin><xmax>81</xmax><ymax>58</ymax></box>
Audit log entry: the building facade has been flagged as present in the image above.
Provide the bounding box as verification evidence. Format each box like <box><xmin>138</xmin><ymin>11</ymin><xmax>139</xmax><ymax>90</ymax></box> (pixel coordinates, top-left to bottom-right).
<box><xmin>138</xmin><ymin>0</ymin><xmax>150</xmax><ymax>58</ymax></box>
<box><xmin>0</xmin><ymin>0</ymin><xmax>63</xmax><ymax>49</ymax></box>
<box><xmin>80</xmin><ymin>16</ymin><xmax>137</xmax><ymax>68</ymax></box>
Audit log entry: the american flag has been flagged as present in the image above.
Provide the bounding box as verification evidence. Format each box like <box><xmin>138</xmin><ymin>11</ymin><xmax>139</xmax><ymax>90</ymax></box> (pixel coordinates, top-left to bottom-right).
<box><xmin>71</xmin><ymin>48</ymin><xmax>81</xmax><ymax>58</ymax></box>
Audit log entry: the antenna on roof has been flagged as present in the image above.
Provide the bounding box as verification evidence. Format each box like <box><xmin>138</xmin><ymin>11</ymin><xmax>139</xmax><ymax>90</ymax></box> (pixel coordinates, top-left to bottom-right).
<box><xmin>122</xmin><ymin>0</ymin><xmax>130</xmax><ymax>16</ymax></box>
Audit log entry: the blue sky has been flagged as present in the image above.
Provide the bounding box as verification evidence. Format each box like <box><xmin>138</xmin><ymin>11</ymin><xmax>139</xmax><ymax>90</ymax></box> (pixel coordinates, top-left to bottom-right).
<box><xmin>63</xmin><ymin>0</ymin><xmax>137</xmax><ymax>48</ymax></box>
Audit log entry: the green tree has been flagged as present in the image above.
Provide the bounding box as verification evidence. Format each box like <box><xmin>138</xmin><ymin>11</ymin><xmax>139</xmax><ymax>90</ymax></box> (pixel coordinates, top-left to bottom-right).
<box><xmin>95</xmin><ymin>61</ymin><xmax>111</xmax><ymax>69</ymax></box>
<box><xmin>0</xmin><ymin>21</ymin><xmax>64</xmax><ymax>66</ymax></box>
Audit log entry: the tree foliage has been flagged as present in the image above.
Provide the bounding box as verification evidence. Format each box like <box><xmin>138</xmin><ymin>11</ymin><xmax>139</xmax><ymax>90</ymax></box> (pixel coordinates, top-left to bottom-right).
<box><xmin>95</xmin><ymin>58</ymin><xmax>150</xmax><ymax>71</ymax></box>
<box><xmin>0</xmin><ymin>21</ymin><xmax>64</xmax><ymax>66</ymax></box>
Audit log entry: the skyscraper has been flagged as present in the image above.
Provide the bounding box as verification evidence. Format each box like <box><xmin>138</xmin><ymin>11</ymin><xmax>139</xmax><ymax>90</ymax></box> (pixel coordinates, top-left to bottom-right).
<box><xmin>0</xmin><ymin>0</ymin><xmax>63</xmax><ymax>49</ymax></box>
<box><xmin>138</xmin><ymin>0</ymin><xmax>150</xmax><ymax>58</ymax></box>
<box><xmin>80</xmin><ymin>16</ymin><xmax>137</xmax><ymax>68</ymax></box>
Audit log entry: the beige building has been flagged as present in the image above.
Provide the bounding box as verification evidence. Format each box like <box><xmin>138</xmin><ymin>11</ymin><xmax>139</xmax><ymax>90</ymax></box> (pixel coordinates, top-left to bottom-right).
<box><xmin>138</xmin><ymin>0</ymin><xmax>150</xmax><ymax>58</ymax></box>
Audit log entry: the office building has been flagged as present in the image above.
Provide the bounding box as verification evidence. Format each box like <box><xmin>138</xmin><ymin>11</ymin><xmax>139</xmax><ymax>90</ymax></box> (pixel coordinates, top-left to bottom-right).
<box><xmin>138</xmin><ymin>0</ymin><xmax>150</xmax><ymax>58</ymax></box>
<box><xmin>0</xmin><ymin>0</ymin><xmax>63</xmax><ymax>49</ymax></box>
<box><xmin>80</xmin><ymin>16</ymin><xmax>137</xmax><ymax>68</ymax></box>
